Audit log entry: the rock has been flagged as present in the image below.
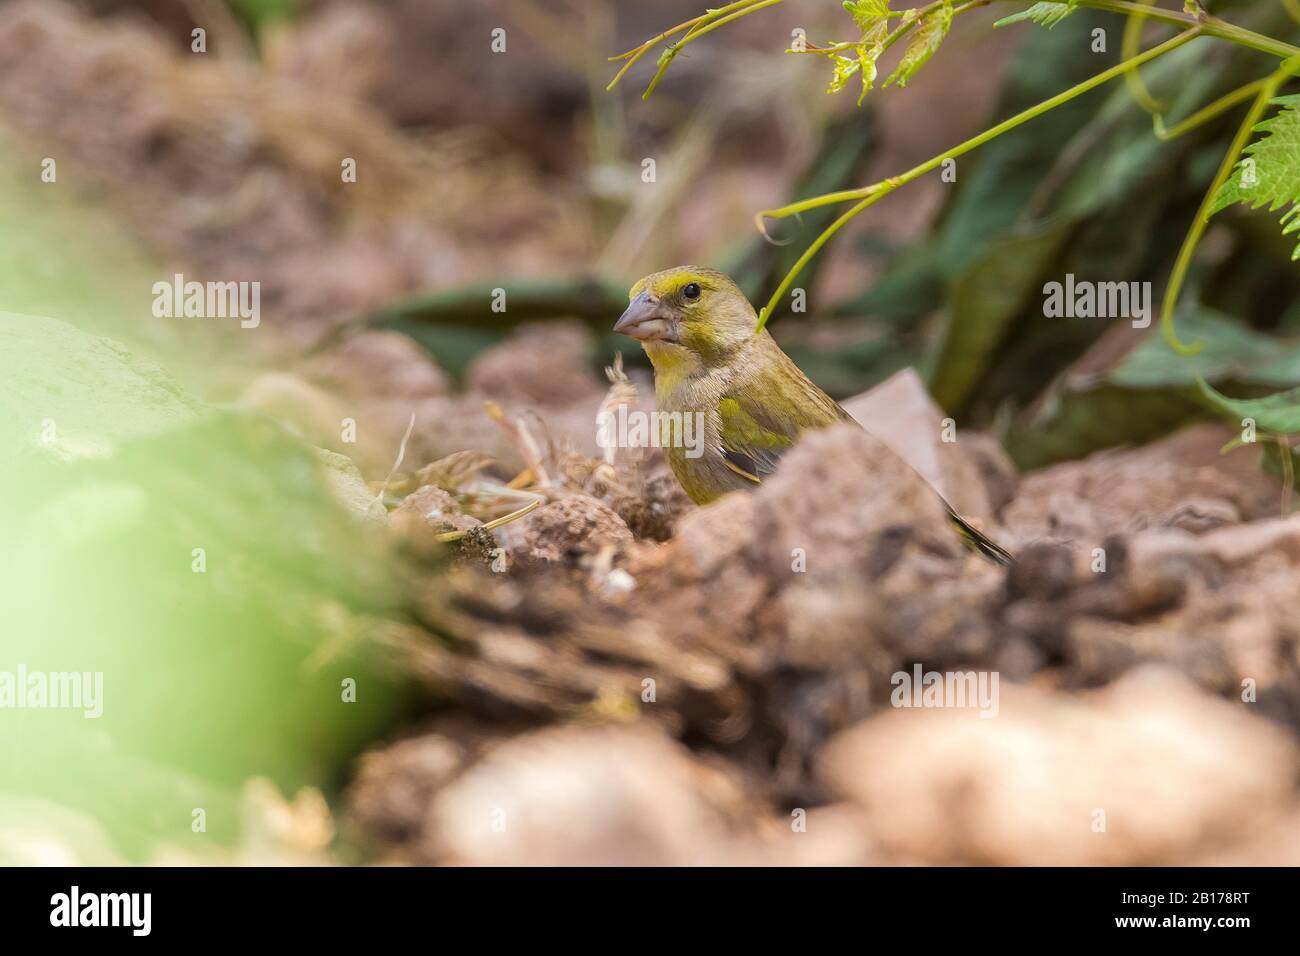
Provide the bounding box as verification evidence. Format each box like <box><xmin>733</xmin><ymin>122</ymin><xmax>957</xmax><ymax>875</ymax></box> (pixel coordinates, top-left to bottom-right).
<box><xmin>298</xmin><ymin>330</ymin><xmax>451</xmax><ymax>403</ymax></box>
<box><xmin>840</xmin><ymin>368</ymin><xmax>1007</xmax><ymax>520</ymax></box>
<box><xmin>241</xmin><ymin>381</ymin><xmax>511</xmax><ymax>481</ymax></box>
<box><xmin>1189</xmin><ymin>805</ymin><xmax>1300</xmax><ymax>865</ymax></box>
<box><xmin>1005</xmin><ymin>541</ymin><xmax>1077</xmax><ymax>600</ymax></box>
<box><xmin>1002</xmin><ymin>424</ymin><xmax>1280</xmax><ymax>545</ymax></box>
<box><xmin>593</xmin><ymin>456</ymin><xmax>694</xmax><ymax>542</ymax></box>
<box><xmin>500</xmin><ymin>495</ymin><xmax>633</xmax><ymax>566</ymax></box>
<box><xmin>734</xmin><ymin>804</ymin><xmax>880</xmax><ymax>866</ymax></box>
<box><xmin>961</xmin><ymin>431</ymin><xmax>1019</xmax><ymax>514</ymax></box>
<box><xmin>1131</xmin><ymin>515</ymin><xmax>1300</xmax><ymax>567</ymax></box>
<box><xmin>466</xmin><ymin>322</ymin><xmax>603</xmax><ymax>408</ymax></box>
<box><xmin>242</xmin><ymin>373</ymin><xmax>347</xmax><ymax>449</ymax></box>
<box><xmin>990</xmin><ymin>516</ymin><xmax>1300</xmax><ymax>707</ymax></box>
<box><xmin>0</xmin><ymin>311</ymin><xmax>201</xmax><ymax>460</ymax></box>
<box><xmin>818</xmin><ymin>669</ymin><xmax>1298</xmax><ymax>865</ymax></box>
<box><xmin>425</xmin><ymin>726</ymin><xmax>756</xmax><ymax>866</ymax></box>
<box><xmin>316</xmin><ymin>449</ymin><xmax>388</xmax><ymax>524</ymax></box>
<box><xmin>389</xmin><ymin>484</ymin><xmax>481</xmax><ymax>539</ymax></box>
<box><xmin>346</xmin><ymin>734</ymin><xmax>468</xmax><ymax>848</ymax></box>
<box><xmin>399</xmin><ymin>394</ymin><xmax>521</xmax><ymax>476</ymax></box>
<box><xmin>622</xmin><ymin>493</ymin><xmax>768</xmax><ymax>648</ymax></box>
<box><xmin>752</xmin><ymin>421</ymin><xmax>962</xmax><ymax>582</ymax></box>
<box><xmin>1056</xmin><ymin>516</ymin><xmax>1300</xmax><ymax>718</ymax></box>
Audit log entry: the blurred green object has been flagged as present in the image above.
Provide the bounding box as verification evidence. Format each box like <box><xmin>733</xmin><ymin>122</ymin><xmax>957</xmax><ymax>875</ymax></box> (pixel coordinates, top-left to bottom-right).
<box><xmin>0</xmin><ymin>121</ymin><xmax>421</xmax><ymax>862</ymax></box>
<box><xmin>1198</xmin><ymin>379</ymin><xmax>1300</xmax><ymax>434</ymax></box>
<box><xmin>0</xmin><ymin>126</ymin><xmax>243</xmax><ymax>388</ymax></box>
<box><xmin>0</xmin><ymin>312</ymin><xmax>408</xmax><ymax>862</ymax></box>
<box><xmin>1003</xmin><ymin>309</ymin><xmax>1300</xmax><ymax>469</ymax></box>
<box><xmin>227</xmin><ymin>0</ymin><xmax>300</xmax><ymax>34</ymax></box>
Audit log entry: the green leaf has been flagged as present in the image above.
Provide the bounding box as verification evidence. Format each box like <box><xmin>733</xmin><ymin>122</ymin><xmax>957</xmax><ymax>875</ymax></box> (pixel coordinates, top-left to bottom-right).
<box><xmin>885</xmin><ymin>3</ymin><xmax>952</xmax><ymax>89</ymax></box>
<box><xmin>854</xmin><ymin>21</ymin><xmax>890</xmax><ymax>103</ymax></box>
<box><xmin>829</xmin><ymin>1</ymin><xmax>891</xmax><ymax>103</ymax></box>
<box><xmin>1260</xmin><ymin>438</ymin><xmax>1300</xmax><ymax>485</ymax></box>
<box><xmin>1005</xmin><ymin>382</ymin><xmax>1200</xmax><ymax>472</ymax></box>
<box><xmin>1004</xmin><ymin>309</ymin><xmax>1300</xmax><ymax>469</ymax></box>
<box><xmin>856</xmin><ymin>45</ymin><xmax>880</xmax><ymax>104</ymax></box>
<box><xmin>1210</xmin><ymin>95</ymin><xmax>1300</xmax><ymax>259</ymax></box>
<box><xmin>1197</xmin><ymin>378</ymin><xmax>1300</xmax><ymax>433</ymax></box>
<box><xmin>994</xmin><ymin>1</ymin><xmax>1078</xmax><ymax>30</ymax></box>
<box><xmin>827</xmin><ymin>54</ymin><xmax>862</xmax><ymax>94</ymax></box>
<box><xmin>842</xmin><ymin>0</ymin><xmax>891</xmax><ymax>31</ymax></box>
<box><xmin>1111</xmin><ymin>308</ymin><xmax>1300</xmax><ymax>389</ymax></box>
<box><xmin>928</xmin><ymin>219</ymin><xmax>1075</xmax><ymax>410</ymax></box>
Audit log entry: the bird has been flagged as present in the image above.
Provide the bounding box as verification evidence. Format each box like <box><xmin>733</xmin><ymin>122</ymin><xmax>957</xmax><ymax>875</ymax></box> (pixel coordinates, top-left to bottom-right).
<box><xmin>613</xmin><ymin>265</ymin><xmax>1012</xmax><ymax>565</ymax></box>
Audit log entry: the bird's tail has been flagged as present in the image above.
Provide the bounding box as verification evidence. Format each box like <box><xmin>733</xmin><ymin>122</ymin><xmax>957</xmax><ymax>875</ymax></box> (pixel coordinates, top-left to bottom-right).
<box><xmin>947</xmin><ymin>508</ymin><xmax>1013</xmax><ymax>567</ymax></box>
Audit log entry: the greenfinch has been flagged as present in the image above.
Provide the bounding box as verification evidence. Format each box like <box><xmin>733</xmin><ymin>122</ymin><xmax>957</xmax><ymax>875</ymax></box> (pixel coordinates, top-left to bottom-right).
<box><xmin>614</xmin><ymin>265</ymin><xmax>1012</xmax><ymax>565</ymax></box>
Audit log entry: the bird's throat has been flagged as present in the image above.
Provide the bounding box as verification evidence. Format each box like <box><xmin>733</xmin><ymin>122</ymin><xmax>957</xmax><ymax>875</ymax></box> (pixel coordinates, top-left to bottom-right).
<box><xmin>642</xmin><ymin>340</ymin><xmax>704</xmax><ymax>393</ymax></box>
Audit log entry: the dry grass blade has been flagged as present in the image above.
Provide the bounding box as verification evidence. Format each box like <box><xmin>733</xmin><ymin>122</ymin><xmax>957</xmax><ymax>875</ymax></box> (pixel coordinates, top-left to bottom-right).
<box><xmin>433</xmin><ymin>497</ymin><xmax>543</xmax><ymax>543</ymax></box>
<box><xmin>485</xmin><ymin>400</ymin><xmax>551</xmax><ymax>486</ymax></box>
<box><xmin>373</xmin><ymin>411</ymin><xmax>417</xmax><ymax>504</ymax></box>
<box><xmin>416</xmin><ymin>450</ymin><xmax>497</xmax><ymax>494</ymax></box>
<box><xmin>597</xmin><ymin>353</ymin><xmax>637</xmax><ymax>466</ymax></box>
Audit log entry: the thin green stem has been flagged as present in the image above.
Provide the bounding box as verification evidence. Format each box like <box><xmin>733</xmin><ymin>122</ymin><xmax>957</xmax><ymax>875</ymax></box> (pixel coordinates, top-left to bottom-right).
<box><xmin>611</xmin><ymin>0</ymin><xmax>1300</xmax><ymax>97</ymax></box>
<box><xmin>1078</xmin><ymin>1</ymin><xmax>1298</xmax><ymax>59</ymax></box>
<box><xmin>606</xmin><ymin>0</ymin><xmax>762</xmax><ymax>91</ymax></box>
<box><xmin>1200</xmin><ymin>10</ymin><xmax>1300</xmax><ymax>60</ymax></box>
<box><xmin>1154</xmin><ymin>77</ymin><xmax>1267</xmax><ymax>140</ymax></box>
<box><xmin>882</xmin><ymin>0</ymin><xmax>967</xmax><ymax>53</ymax></box>
<box><xmin>754</xmin><ymin>27</ymin><xmax>1202</xmax><ymax>330</ymax></box>
<box><xmin>1160</xmin><ymin>67</ymin><xmax>1289</xmax><ymax>354</ymax></box>
<box><xmin>1275</xmin><ymin>431</ymin><xmax>1295</xmax><ymax>514</ymax></box>
<box><xmin>642</xmin><ymin>0</ymin><xmax>783</xmax><ymax>100</ymax></box>
<box><xmin>786</xmin><ymin>0</ymin><xmax>981</xmax><ymax>59</ymax></box>
<box><xmin>1121</xmin><ymin>0</ymin><xmax>1165</xmax><ymax>115</ymax></box>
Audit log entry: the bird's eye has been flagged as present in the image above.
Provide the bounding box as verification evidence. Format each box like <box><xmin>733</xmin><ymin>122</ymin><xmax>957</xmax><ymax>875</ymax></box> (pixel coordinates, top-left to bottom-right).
<box><xmin>682</xmin><ymin>282</ymin><xmax>701</xmax><ymax>300</ymax></box>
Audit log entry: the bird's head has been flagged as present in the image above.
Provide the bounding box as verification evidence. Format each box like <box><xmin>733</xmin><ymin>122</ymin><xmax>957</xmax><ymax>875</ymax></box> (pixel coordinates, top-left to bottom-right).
<box><xmin>614</xmin><ymin>266</ymin><xmax>757</xmax><ymax>365</ymax></box>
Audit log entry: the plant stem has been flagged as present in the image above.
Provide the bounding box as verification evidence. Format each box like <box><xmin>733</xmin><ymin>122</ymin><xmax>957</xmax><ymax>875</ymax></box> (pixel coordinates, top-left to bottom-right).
<box><xmin>643</xmin><ymin>0</ymin><xmax>785</xmax><ymax>100</ymax></box>
<box><xmin>1121</xmin><ymin>0</ymin><xmax>1165</xmax><ymax>115</ymax></box>
<box><xmin>1275</xmin><ymin>432</ymin><xmax>1295</xmax><ymax>514</ymax></box>
<box><xmin>1017</xmin><ymin>1</ymin><xmax>1299</xmax><ymax>59</ymax></box>
<box><xmin>1153</xmin><ymin>77</ymin><xmax>1267</xmax><ymax>140</ymax></box>
<box><xmin>754</xmin><ymin>27</ymin><xmax>1202</xmax><ymax>330</ymax></box>
<box><xmin>1160</xmin><ymin>66</ymin><xmax>1289</xmax><ymax>354</ymax></box>
<box><xmin>611</xmin><ymin>0</ymin><xmax>1300</xmax><ymax>95</ymax></box>
<box><xmin>606</xmin><ymin>0</ymin><xmax>762</xmax><ymax>91</ymax></box>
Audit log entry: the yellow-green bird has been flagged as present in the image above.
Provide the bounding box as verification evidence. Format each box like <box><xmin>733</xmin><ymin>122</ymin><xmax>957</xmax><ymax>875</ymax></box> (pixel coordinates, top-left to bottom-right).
<box><xmin>613</xmin><ymin>265</ymin><xmax>1012</xmax><ymax>565</ymax></box>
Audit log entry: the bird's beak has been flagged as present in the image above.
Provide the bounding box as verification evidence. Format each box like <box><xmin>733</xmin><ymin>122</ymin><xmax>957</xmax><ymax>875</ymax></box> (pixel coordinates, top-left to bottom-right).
<box><xmin>614</xmin><ymin>291</ymin><xmax>676</xmax><ymax>342</ymax></box>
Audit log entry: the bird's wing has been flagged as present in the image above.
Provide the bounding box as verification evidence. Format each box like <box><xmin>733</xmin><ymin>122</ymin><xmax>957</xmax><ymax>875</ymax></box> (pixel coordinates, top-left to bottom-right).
<box><xmin>716</xmin><ymin>396</ymin><xmax>792</xmax><ymax>482</ymax></box>
<box><xmin>717</xmin><ymin>339</ymin><xmax>1015</xmax><ymax>565</ymax></box>
<box><xmin>716</xmin><ymin>353</ymin><xmax>847</xmax><ymax>482</ymax></box>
